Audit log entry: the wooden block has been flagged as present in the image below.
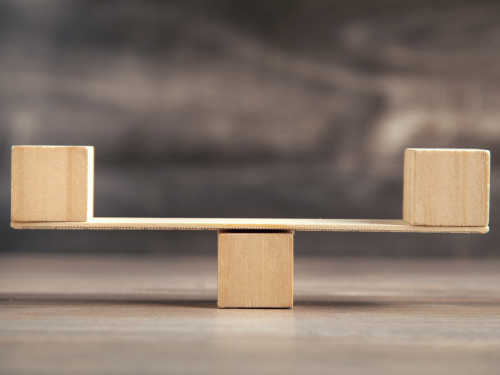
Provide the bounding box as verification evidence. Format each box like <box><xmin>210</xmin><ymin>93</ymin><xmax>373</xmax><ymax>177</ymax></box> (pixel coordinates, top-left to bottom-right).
<box><xmin>218</xmin><ymin>231</ymin><xmax>294</xmax><ymax>308</ymax></box>
<box><xmin>403</xmin><ymin>148</ymin><xmax>490</xmax><ymax>226</ymax></box>
<box><xmin>11</xmin><ymin>146</ymin><xmax>94</xmax><ymax>222</ymax></box>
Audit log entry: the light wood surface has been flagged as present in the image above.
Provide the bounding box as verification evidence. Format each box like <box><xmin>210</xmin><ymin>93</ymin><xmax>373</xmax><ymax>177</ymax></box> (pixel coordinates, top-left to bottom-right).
<box><xmin>11</xmin><ymin>146</ymin><xmax>94</xmax><ymax>222</ymax></box>
<box><xmin>1</xmin><ymin>255</ymin><xmax>500</xmax><ymax>375</ymax></box>
<box><xmin>10</xmin><ymin>217</ymin><xmax>489</xmax><ymax>233</ymax></box>
<box><xmin>218</xmin><ymin>231</ymin><xmax>293</xmax><ymax>308</ymax></box>
<box><xmin>403</xmin><ymin>148</ymin><xmax>490</xmax><ymax>226</ymax></box>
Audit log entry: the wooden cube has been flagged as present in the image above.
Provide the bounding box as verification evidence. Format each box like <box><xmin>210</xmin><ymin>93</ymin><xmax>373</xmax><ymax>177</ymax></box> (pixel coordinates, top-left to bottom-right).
<box><xmin>11</xmin><ymin>146</ymin><xmax>94</xmax><ymax>222</ymax></box>
<box><xmin>218</xmin><ymin>231</ymin><xmax>293</xmax><ymax>308</ymax></box>
<box><xmin>403</xmin><ymin>148</ymin><xmax>490</xmax><ymax>227</ymax></box>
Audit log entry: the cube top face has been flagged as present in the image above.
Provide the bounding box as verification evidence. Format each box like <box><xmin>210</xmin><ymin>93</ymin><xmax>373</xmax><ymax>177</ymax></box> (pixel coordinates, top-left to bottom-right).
<box><xmin>11</xmin><ymin>146</ymin><xmax>94</xmax><ymax>222</ymax></box>
<box><xmin>403</xmin><ymin>148</ymin><xmax>490</xmax><ymax>227</ymax></box>
<box><xmin>218</xmin><ymin>231</ymin><xmax>294</xmax><ymax>308</ymax></box>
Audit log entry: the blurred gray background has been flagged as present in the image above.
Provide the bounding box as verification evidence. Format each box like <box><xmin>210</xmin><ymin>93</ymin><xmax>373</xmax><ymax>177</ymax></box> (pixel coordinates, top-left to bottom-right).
<box><xmin>1</xmin><ymin>0</ymin><xmax>499</xmax><ymax>256</ymax></box>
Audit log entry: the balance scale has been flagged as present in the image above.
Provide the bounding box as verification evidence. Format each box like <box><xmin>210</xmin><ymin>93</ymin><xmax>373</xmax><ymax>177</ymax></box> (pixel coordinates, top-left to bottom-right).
<box><xmin>10</xmin><ymin>146</ymin><xmax>490</xmax><ymax>308</ymax></box>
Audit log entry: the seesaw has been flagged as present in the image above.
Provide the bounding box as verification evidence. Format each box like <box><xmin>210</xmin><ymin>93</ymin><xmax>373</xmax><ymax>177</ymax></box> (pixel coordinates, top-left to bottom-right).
<box><xmin>10</xmin><ymin>146</ymin><xmax>490</xmax><ymax>308</ymax></box>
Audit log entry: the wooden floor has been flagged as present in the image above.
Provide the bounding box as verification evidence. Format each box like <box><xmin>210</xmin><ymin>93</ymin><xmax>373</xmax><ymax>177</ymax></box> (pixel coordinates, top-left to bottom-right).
<box><xmin>1</xmin><ymin>255</ymin><xmax>500</xmax><ymax>375</ymax></box>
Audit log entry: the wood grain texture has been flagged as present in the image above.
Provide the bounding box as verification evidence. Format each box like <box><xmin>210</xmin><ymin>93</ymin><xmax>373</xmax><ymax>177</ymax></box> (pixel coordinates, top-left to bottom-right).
<box><xmin>403</xmin><ymin>148</ymin><xmax>490</xmax><ymax>227</ymax></box>
<box><xmin>1</xmin><ymin>255</ymin><xmax>500</xmax><ymax>375</ymax></box>
<box><xmin>11</xmin><ymin>146</ymin><xmax>94</xmax><ymax>222</ymax></box>
<box><xmin>10</xmin><ymin>217</ymin><xmax>489</xmax><ymax>233</ymax></box>
<box><xmin>218</xmin><ymin>231</ymin><xmax>293</xmax><ymax>308</ymax></box>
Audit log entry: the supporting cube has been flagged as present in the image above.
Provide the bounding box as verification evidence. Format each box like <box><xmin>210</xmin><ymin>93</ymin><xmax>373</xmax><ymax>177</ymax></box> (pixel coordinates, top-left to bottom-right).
<box><xmin>218</xmin><ymin>230</ymin><xmax>293</xmax><ymax>308</ymax></box>
<box><xmin>403</xmin><ymin>148</ymin><xmax>490</xmax><ymax>227</ymax></box>
<box><xmin>11</xmin><ymin>146</ymin><xmax>94</xmax><ymax>222</ymax></box>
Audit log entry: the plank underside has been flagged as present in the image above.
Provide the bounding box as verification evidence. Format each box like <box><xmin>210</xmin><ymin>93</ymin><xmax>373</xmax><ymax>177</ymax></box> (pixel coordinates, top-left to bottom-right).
<box><xmin>10</xmin><ymin>218</ymin><xmax>489</xmax><ymax>233</ymax></box>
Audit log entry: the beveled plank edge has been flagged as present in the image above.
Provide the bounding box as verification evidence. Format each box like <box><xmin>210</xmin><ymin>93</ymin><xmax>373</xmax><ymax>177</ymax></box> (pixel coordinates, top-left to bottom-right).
<box><xmin>10</xmin><ymin>219</ymin><xmax>489</xmax><ymax>233</ymax></box>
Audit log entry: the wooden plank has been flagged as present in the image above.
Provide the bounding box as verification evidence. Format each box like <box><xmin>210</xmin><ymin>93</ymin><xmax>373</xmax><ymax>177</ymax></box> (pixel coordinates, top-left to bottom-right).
<box><xmin>10</xmin><ymin>218</ymin><xmax>489</xmax><ymax>233</ymax></box>
<box><xmin>403</xmin><ymin>148</ymin><xmax>490</xmax><ymax>226</ymax></box>
<box><xmin>218</xmin><ymin>231</ymin><xmax>293</xmax><ymax>308</ymax></box>
<box><xmin>11</xmin><ymin>146</ymin><xmax>94</xmax><ymax>222</ymax></box>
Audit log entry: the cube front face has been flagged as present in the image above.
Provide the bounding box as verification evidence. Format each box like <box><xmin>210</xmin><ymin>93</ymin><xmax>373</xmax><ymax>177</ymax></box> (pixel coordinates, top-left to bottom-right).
<box><xmin>403</xmin><ymin>149</ymin><xmax>490</xmax><ymax>227</ymax></box>
<box><xmin>218</xmin><ymin>231</ymin><xmax>293</xmax><ymax>308</ymax></box>
<box><xmin>11</xmin><ymin>146</ymin><xmax>94</xmax><ymax>222</ymax></box>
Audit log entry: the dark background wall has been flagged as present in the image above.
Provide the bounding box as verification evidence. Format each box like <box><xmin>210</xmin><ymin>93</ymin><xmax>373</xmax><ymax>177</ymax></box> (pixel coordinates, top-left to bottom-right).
<box><xmin>1</xmin><ymin>0</ymin><xmax>499</xmax><ymax>256</ymax></box>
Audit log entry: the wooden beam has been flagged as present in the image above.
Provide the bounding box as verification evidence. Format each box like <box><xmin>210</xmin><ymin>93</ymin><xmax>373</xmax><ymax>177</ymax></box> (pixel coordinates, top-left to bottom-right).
<box><xmin>10</xmin><ymin>218</ymin><xmax>489</xmax><ymax>233</ymax></box>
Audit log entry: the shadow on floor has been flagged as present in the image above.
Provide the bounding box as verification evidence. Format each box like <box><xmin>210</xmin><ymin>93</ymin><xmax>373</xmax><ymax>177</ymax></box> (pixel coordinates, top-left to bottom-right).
<box><xmin>3</xmin><ymin>293</ymin><xmax>498</xmax><ymax>310</ymax></box>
